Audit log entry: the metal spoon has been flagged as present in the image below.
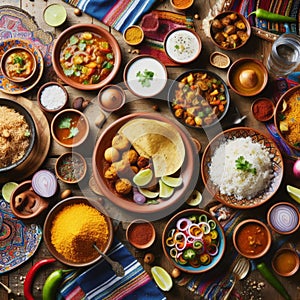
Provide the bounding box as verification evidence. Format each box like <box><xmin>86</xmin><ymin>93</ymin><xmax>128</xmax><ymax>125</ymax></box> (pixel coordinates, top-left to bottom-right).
<box><xmin>0</xmin><ymin>281</ymin><xmax>12</xmax><ymax>294</ymax></box>
<box><xmin>93</xmin><ymin>244</ymin><xmax>125</xmax><ymax>277</ymax></box>
<box><xmin>233</xmin><ymin>115</ymin><xmax>247</xmax><ymax>125</ymax></box>
<box><xmin>223</xmin><ymin>256</ymin><xmax>250</xmax><ymax>300</ymax></box>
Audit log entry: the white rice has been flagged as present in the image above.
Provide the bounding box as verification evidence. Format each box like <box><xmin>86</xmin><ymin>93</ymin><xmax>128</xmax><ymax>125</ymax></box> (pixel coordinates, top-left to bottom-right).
<box><xmin>209</xmin><ymin>137</ymin><xmax>273</xmax><ymax>200</ymax></box>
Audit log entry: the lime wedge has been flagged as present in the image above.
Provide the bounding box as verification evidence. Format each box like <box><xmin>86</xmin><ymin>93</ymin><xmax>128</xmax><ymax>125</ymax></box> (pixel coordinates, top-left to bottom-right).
<box><xmin>2</xmin><ymin>182</ymin><xmax>18</xmax><ymax>202</ymax></box>
<box><xmin>159</xmin><ymin>180</ymin><xmax>174</xmax><ymax>198</ymax></box>
<box><xmin>186</xmin><ymin>189</ymin><xmax>202</xmax><ymax>206</ymax></box>
<box><xmin>138</xmin><ymin>187</ymin><xmax>159</xmax><ymax>199</ymax></box>
<box><xmin>151</xmin><ymin>266</ymin><xmax>173</xmax><ymax>291</ymax></box>
<box><xmin>161</xmin><ymin>176</ymin><xmax>183</xmax><ymax>188</ymax></box>
<box><xmin>133</xmin><ymin>169</ymin><xmax>153</xmax><ymax>187</ymax></box>
<box><xmin>287</xmin><ymin>185</ymin><xmax>300</xmax><ymax>204</ymax></box>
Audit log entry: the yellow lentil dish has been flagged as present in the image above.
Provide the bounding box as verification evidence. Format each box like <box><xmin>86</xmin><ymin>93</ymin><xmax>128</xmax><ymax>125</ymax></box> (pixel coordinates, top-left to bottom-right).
<box><xmin>60</xmin><ymin>31</ymin><xmax>115</xmax><ymax>85</ymax></box>
<box><xmin>278</xmin><ymin>91</ymin><xmax>300</xmax><ymax>149</ymax></box>
<box><xmin>50</xmin><ymin>203</ymin><xmax>109</xmax><ymax>263</ymax></box>
<box><xmin>170</xmin><ymin>71</ymin><xmax>228</xmax><ymax>127</ymax></box>
<box><xmin>0</xmin><ymin>106</ymin><xmax>30</xmax><ymax>168</ymax></box>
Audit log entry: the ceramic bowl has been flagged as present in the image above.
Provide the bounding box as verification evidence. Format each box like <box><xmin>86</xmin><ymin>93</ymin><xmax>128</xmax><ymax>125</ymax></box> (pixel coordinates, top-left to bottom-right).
<box><xmin>233</xmin><ymin>219</ymin><xmax>272</xmax><ymax>259</ymax></box>
<box><xmin>43</xmin><ymin>197</ymin><xmax>113</xmax><ymax>267</ymax></box>
<box><xmin>51</xmin><ymin>108</ymin><xmax>89</xmax><ymax>148</ymax></box>
<box><xmin>170</xmin><ymin>0</ymin><xmax>194</xmax><ymax>10</ymax></box>
<box><xmin>98</xmin><ymin>84</ymin><xmax>126</xmax><ymax>112</ymax></box>
<box><xmin>124</xmin><ymin>55</ymin><xmax>167</xmax><ymax>98</ymax></box>
<box><xmin>272</xmin><ymin>248</ymin><xmax>300</xmax><ymax>277</ymax></box>
<box><xmin>209</xmin><ymin>51</ymin><xmax>230</xmax><ymax>69</ymax></box>
<box><xmin>55</xmin><ymin>152</ymin><xmax>87</xmax><ymax>184</ymax></box>
<box><xmin>123</xmin><ymin>25</ymin><xmax>144</xmax><ymax>46</ymax></box>
<box><xmin>0</xmin><ymin>47</ymin><xmax>37</xmax><ymax>83</ymax></box>
<box><xmin>201</xmin><ymin>127</ymin><xmax>284</xmax><ymax>209</ymax></box>
<box><xmin>37</xmin><ymin>82</ymin><xmax>69</xmax><ymax>113</ymax></box>
<box><xmin>92</xmin><ymin>112</ymin><xmax>198</xmax><ymax>218</ymax></box>
<box><xmin>10</xmin><ymin>180</ymin><xmax>49</xmax><ymax>220</ymax></box>
<box><xmin>162</xmin><ymin>208</ymin><xmax>226</xmax><ymax>274</ymax></box>
<box><xmin>52</xmin><ymin>24</ymin><xmax>122</xmax><ymax>91</ymax></box>
<box><xmin>274</xmin><ymin>85</ymin><xmax>300</xmax><ymax>151</ymax></box>
<box><xmin>251</xmin><ymin>98</ymin><xmax>274</xmax><ymax>122</ymax></box>
<box><xmin>267</xmin><ymin>202</ymin><xmax>300</xmax><ymax>235</ymax></box>
<box><xmin>168</xmin><ymin>69</ymin><xmax>230</xmax><ymax>129</ymax></box>
<box><xmin>164</xmin><ymin>28</ymin><xmax>202</xmax><ymax>64</ymax></box>
<box><xmin>0</xmin><ymin>98</ymin><xmax>37</xmax><ymax>174</ymax></box>
<box><xmin>210</xmin><ymin>11</ymin><xmax>251</xmax><ymax>51</ymax></box>
<box><xmin>227</xmin><ymin>58</ymin><xmax>268</xmax><ymax>97</ymax></box>
<box><xmin>126</xmin><ymin>219</ymin><xmax>156</xmax><ymax>249</ymax></box>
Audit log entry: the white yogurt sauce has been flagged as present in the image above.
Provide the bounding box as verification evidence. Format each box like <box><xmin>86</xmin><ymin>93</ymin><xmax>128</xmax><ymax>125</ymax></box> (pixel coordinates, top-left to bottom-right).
<box><xmin>126</xmin><ymin>57</ymin><xmax>167</xmax><ymax>97</ymax></box>
<box><xmin>165</xmin><ymin>29</ymin><xmax>200</xmax><ymax>63</ymax></box>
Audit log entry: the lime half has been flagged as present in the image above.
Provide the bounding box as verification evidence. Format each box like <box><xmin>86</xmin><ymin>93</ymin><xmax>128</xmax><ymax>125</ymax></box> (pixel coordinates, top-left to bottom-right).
<box><xmin>186</xmin><ymin>189</ymin><xmax>202</xmax><ymax>206</ymax></box>
<box><xmin>151</xmin><ymin>266</ymin><xmax>173</xmax><ymax>291</ymax></box>
<box><xmin>161</xmin><ymin>176</ymin><xmax>182</xmax><ymax>188</ymax></box>
<box><xmin>138</xmin><ymin>187</ymin><xmax>159</xmax><ymax>199</ymax></box>
<box><xmin>287</xmin><ymin>185</ymin><xmax>300</xmax><ymax>204</ymax></box>
<box><xmin>159</xmin><ymin>180</ymin><xmax>174</xmax><ymax>198</ymax></box>
<box><xmin>2</xmin><ymin>182</ymin><xmax>18</xmax><ymax>202</ymax></box>
<box><xmin>133</xmin><ymin>169</ymin><xmax>153</xmax><ymax>187</ymax></box>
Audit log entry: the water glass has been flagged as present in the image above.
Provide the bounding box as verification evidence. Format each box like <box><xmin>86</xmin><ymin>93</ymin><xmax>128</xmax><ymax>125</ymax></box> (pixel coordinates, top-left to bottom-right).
<box><xmin>267</xmin><ymin>33</ymin><xmax>300</xmax><ymax>77</ymax></box>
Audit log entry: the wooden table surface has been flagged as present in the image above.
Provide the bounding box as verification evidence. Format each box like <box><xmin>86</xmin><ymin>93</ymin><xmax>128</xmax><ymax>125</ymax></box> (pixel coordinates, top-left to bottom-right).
<box><xmin>1</xmin><ymin>0</ymin><xmax>300</xmax><ymax>299</ymax></box>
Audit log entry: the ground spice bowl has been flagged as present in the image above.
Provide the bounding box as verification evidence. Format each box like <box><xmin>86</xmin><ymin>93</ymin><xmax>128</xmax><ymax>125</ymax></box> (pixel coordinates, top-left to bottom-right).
<box><xmin>126</xmin><ymin>219</ymin><xmax>156</xmax><ymax>249</ymax></box>
<box><xmin>251</xmin><ymin>98</ymin><xmax>274</xmax><ymax>122</ymax></box>
<box><xmin>170</xmin><ymin>0</ymin><xmax>194</xmax><ymax>11</ymax></box>
<box><xmin>123</xmin><ymin>25</ymin><xmax>144</xmax><ymax>46</ymax></box>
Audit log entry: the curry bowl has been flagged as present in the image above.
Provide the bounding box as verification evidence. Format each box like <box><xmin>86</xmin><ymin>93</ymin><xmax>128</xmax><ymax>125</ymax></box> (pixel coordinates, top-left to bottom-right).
<box><xmin>92</xmin><ymin>112</ymin><xmax>198</xmax><ymax>219</ymax></box>
<box><xmin>168</xmin><ymin>69</ymin><xmax>230</xmax><ymax>129</ymax></box>
<box><xmin>51</xmin><ymin>108</ymin><xmax>89</xmax><ymax>148</ymax></box>
<box><xmin>43</xmin><ymin>196</ymin><xmax>113</xmax><ymax>267</ymax></box>
<box><xmin>233</xmin><ymin>219</ymin><xmax>271</xmax><ymax>259</ymax></box>
<box><xmin>0</xmin><ymin>98</ymin><xmax>37</xmax><ymax>174</ymax></box>
<box><xmin>201</xmin><ymin>127</ymin><xmax>284</xmax><ymax>209</ymax></box>
<box><xmin>227</xmin><ymin>58</ymin><xmax>268</xmax><ymax>97</ymax></box>
<box><xmin>272</xmin><ymin>248</ymin><xmax>300</xmax><ymax>277</ymax></box>
<box><xmin>52</xmin><ymin>24</ymin><xmax>122</xmax><ymax>91</ymax></box>
<box><xmin>210</xmin><ymin>11</ymin><xmax>251</xmax><ymax>51</ymax></box>
<box><xmin>0</xmin><ymin>47</ymin><xmax>37</xmax><ymax>83</ymax></box>
<box><xmin>162</xmin><ymin>208</ymin><xmax>226</xmax><ymax>274</ymax></box>
<box><xmin>274</xmin><ymin>85</ymin><xmax>300</xmax><ymax>151</ymax></box>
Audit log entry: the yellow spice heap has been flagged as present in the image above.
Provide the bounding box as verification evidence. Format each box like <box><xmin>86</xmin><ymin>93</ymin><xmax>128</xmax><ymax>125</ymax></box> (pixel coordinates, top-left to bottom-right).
<box><xmin>51</xmin><ymin>203</ymin><xmax>109</xmax><ymax>263</ymax></box>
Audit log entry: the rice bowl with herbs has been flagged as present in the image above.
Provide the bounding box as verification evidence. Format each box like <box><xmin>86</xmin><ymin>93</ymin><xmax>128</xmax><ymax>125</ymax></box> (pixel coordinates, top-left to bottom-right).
<box><xmin>209</xmin><ymin>137</ymin><xmax>273</xmax><ymax>200</ymax></box>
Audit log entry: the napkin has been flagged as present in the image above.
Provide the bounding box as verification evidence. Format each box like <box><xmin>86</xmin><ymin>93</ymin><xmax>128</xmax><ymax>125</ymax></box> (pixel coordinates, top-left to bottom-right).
<box><xmin>62</xmin><ymin>0</ymin><xmax>157</xmax><ymax>33</ymax></box>
<box><xmin>59</xmin><ymin>239</ymin><xmax>166</xmax><ymax>300</ymax></box>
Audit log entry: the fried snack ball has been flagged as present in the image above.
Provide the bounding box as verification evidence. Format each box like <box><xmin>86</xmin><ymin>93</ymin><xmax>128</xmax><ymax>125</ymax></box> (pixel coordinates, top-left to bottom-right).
<box><xmin>122</xmin><ymin>149</ymin><xmax>138</xmax><ymax>165</ymax></box>
<box><xmin>115</xmin><ymin>178</ymin><xmax>132</xmax><ymax>195</ymax></box>
<box><xmin>104</xmin><ymin>147</ymin><xmax>120</xmax><ymax>163</ymax></box>
<box><xmin>137</xmin><ymin>156</ymin><xmax>149</xmax><ymax>168</ymax></box>
<box><xmin>104</xmin><ymin>165</ymin><xmax>118</xmax><ymax>180</ymax></box>
<box><xmin>112</xmin><ymin>160</ymin><xmax>130</xmax><ymax>173</ymax></box>
<box><xmin>112</xmin><ymin>134</ymin><xmax>131</xmax><ymax>151</ymax></box>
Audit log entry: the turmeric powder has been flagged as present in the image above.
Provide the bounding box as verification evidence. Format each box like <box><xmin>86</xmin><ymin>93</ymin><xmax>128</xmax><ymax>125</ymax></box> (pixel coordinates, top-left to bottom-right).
<box><xmin>50</xmin><ymin>203</ymin><xmax>109</xmax><ymax>263</ymax></box>
<box><xmin>124</xmin><ymin>26</ymin><xmax>143</xmax><ymax>45</ymax></box>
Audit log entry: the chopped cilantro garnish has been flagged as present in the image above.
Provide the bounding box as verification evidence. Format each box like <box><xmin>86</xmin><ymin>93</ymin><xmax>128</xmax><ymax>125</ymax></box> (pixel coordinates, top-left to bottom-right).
<box><xmin>235</xmin><ymin>156</ymin><xmax>257</xmax><ymax>175</ymax></box>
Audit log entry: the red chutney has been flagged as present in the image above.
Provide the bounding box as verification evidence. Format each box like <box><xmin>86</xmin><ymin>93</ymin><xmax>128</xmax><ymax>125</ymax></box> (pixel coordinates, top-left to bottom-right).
<box><xmin>252</xmin><ymin>98</ymin><xmax>274</xmax><ymax>122</ymax></box>
<box><xmin>236</xmin><ymin>223</ymin><xmax>269</xmax><ymax>256</ymax></box>
<box><xmin>127</xmin><ymin>222</ymin><xmax>153</xmax><ymax>246</ymax></box>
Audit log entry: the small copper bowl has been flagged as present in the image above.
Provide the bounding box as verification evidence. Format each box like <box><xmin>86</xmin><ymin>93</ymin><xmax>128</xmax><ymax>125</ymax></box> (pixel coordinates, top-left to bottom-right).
<box><xmin>123</xmin><ymin>25</ymin><xmax>144</xmax><ymax>46</ymax></box>
<box><xmin>170</xmin><ymin>0</ymin><xmax>194</xmax><ymax>10</ymax></box>
<box><xmin>272</xmin><ymin>248</ymin><xmax>299</xmax><ymax>277</ymax></box>
<box><xmin>37</xmin><ymin>82</ymin><xmax>69</xmax><ymax>113</ymax></box>
<box><xmin>251</xmin><ymin>98</ymin><xmax>274</xmax><ymax>122</ymax></box>
<box><xmin>233</xmin><ymin>219</ymin><xmax>271</xmax><ymax>259</ymax></box>
<box><xmin>0</xmin><ymin>47</ymin><xmax>37</xmax><ymax>83</ymax></box>
<box><xmin>126</xmin><ymin>219</ymin><xmax>156</xmax><ymax>249</ymax></box>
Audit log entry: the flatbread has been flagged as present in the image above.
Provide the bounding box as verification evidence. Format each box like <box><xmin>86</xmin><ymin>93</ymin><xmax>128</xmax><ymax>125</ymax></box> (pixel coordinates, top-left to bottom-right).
<box><xmin>118</xmin><ymin>118</ymin><xmax>185</xmax><ymax>177</ymax></box>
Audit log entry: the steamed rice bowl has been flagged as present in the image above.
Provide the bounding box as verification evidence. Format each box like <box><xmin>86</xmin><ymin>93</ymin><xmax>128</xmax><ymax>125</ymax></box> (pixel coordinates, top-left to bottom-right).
<box><xmin>209</xmin><ymin>137</ymin><xmax>273</xmax><ymax>200</ymax></box>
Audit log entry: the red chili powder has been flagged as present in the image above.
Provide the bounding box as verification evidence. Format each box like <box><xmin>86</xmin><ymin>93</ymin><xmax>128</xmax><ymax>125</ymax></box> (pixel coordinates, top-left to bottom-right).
<box><xmin>128</xmin><ymin>222</ymin><xmax>153</xmax><ymax>245</ymax></box>
<box><xmin>252</xmin><ymin>98</ymin><xmax>274</xmax><ymax>121</ymax></box>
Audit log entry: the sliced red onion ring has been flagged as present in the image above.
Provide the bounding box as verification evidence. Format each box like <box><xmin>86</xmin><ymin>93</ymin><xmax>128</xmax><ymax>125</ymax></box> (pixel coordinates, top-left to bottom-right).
<box><xmin>32</xmin><ymin>170</ymin><xmax>58</xmax><ymax>198</ymax></box>
<box><xmin>206</xmin><ymin>243</ymin><xmax>219</xmax><ymax>256</ymax></box>
<box><xmin>269</xmin><ymin>204</ymin><xmax>299</xmax><ymax>233</ymax></box>
<box><xmin>198</xmin><ymin>222</ymin><xmax>210</xmax><ymax>234</ymax></box>
<box><xmin>176</xmin><ymin>218</ymin><xmax>191</xmax><ymax>232</ymax></box>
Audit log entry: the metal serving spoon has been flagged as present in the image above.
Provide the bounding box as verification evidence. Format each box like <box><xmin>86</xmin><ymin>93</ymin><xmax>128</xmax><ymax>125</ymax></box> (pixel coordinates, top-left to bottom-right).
<box><xmin>233</xmin><ymin>115</ymin><xmax>247</xmax><ymax>125</ymax></box>
<box><xmin>93</xmin><ymin>244</ymin><xmax>125</xmax><ymax>277</ymax></box>
<box><xmin>223</xmin><ymin>256</ymin><xmax>250</xmax><ymax>300</ymax></box>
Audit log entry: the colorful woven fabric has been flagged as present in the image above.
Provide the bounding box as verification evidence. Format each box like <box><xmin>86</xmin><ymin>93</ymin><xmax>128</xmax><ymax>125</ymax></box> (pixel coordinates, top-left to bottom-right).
<box><xmin>60</xmin><ymin>239</ymin><xmax>166</xmax><ymax>300</ymax></box>
<box><xmin>63</xmin><ymin>0</ymin><xmax>157</xmax><ymax>33</ymax></box>
<box><xmin>139</xmin><ymin>10</ymin><xmax>194</xmax><ymax>66</ymax></box>
<box><xmin>228</xmin><ymin>0</ymin><xmax>300</xmax><ymax>35</ymax></box>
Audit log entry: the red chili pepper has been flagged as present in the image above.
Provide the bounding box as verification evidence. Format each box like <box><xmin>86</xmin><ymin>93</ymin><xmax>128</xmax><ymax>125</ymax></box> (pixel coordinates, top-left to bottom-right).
<box><xmin>24</xmin><ymin>258</ymin><xmax>56</xmax><ymax>300</ymax></box>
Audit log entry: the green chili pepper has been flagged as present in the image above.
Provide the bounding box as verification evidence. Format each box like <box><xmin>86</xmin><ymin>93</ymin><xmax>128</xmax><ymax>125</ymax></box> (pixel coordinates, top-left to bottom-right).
<box><xmin>249</xmin><ymin>9</ymin><xmax>296</xmax><ymax>22</ymax></box>
<box><xmin>182</xmin><ymin>248</ymin><xmax>196</xmax><ymax>260</ymax></box>
<box><xmin>256</xmin><ymin>262</ymin><xmax>291</xmax><ymax>300</ymax></box>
